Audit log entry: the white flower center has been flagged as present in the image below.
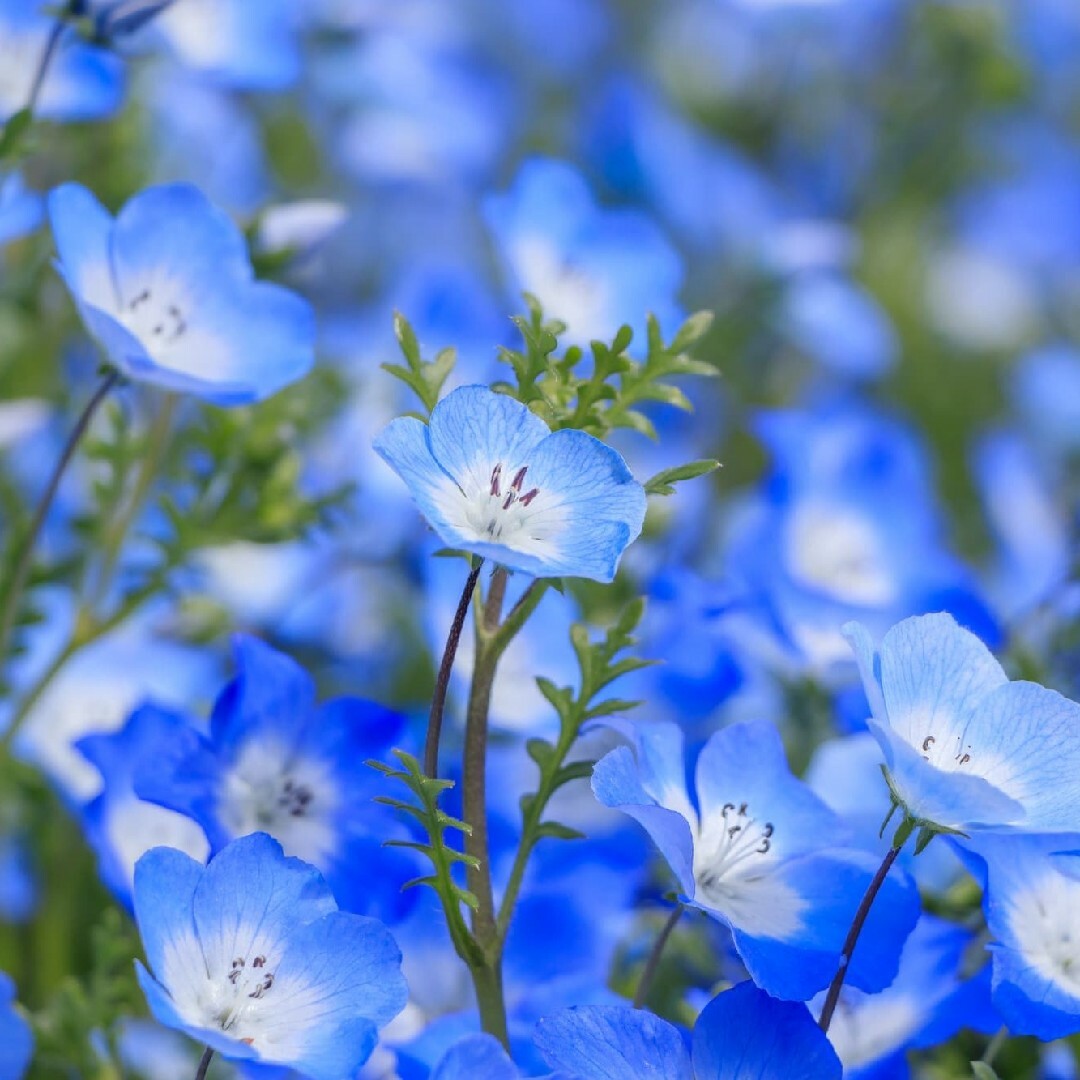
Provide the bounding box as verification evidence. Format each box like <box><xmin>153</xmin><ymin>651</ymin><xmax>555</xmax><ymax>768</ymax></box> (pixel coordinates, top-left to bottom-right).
<box><xmin>119</xmin><ymin>282</ymin><xmax>190</xmax><ymax>356</ymax></box>
<box><xmin>469</xmin><ymin>461</ymin><xmax>543</xmax><ymax>542</ymax></box>
<box><xmin>1008</xmin><ymin>871</ymin><xmax>1080</xmax><ymax>995</ymax></box>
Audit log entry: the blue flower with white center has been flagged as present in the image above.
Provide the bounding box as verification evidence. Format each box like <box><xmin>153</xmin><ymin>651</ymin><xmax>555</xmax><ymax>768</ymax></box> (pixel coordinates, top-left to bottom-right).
<box><xmin>0</xmin><ymin>972</ymin><xmax>32</xmax><ymax>1080</ymax></box>
<box><xmin>964</xmin><ymin>833</ymin><xmax>1080</xmax><ymax>1040</ymax></box>
<box><xmin>48</xmin><ymin>182</ymin><xmax>315</xmax><ymax>405</ymax></box>
<box><xmin>374</xmin><ymin>385</ymin><xmax>647</xmax><ymax>582</ymax></box>
<box><xmin>483</xmin><ymin>158</ymin><xmax>684</xmax><ymax>348</ymax></box>
<box><xmin>592</xmin><ymin>719</ymin><xmax>920</xmax><ymax>1000</ymax></box>
<box><xmin>535</xmin><ymin>981</ymin><xmax>841</xmax><ymax>1079</ymax></box>
<box><xmin>0</xmin><ymin>0</ymin><xmax>124</xmax><ymax>124</ymax></box>
<box><xmin>134</xmin><ymin>635</ymin><xmax>415</xmax><ymax>920</ymax></box>
<box><xmin>845</xmin><ymin>612</ymin><xmax>1080</xmax><ymax>835</ymax></box>
<box><xmin>812</xmin><ymin>915</ymin><xmax>994</xmax><ymax>1078</ymax></box>
<box><xmin>76</xmin><ymin>704</ymin><xmax>211</xmax><ymax>912</ymax></box>
<box><xmin>133</xmin><ymin>832</ymin><xmax>408</xmax><ymax>1077</ymax></box>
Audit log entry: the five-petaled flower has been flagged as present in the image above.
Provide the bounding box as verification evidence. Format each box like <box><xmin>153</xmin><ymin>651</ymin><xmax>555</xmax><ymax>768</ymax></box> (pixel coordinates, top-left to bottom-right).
<box><xmin>373</xmin><ymin>384</ymin><xmax>647</xmax><ymax>582</ymax></box>
<box><xmin>845</xmin><ymin>612</ymin><xmax>1080</xmax><ymax>835</ymax></box>
<box><xmin>48</xmin><ymin>182</ymin><xmax>315</xmax><ymax>405</ymax></box>
<box><xmin>133</xmin><ymin>832</ymin><xmax>408</xmax><ymax>1079</ymax></box>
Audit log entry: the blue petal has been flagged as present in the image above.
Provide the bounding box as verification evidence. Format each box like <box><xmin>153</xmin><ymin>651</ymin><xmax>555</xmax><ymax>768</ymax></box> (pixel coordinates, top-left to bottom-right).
<box><xmin>132</xmin><ymin>845</ymin><xmax>203</xmax><ymax>981</ymax></box>
<box><xmin>47</xmin><ymin>183</ymin><xmax>118</xmax><ymax>312</ymax></box>
<box><xmin>692</xmin><ymin>982</ymin><xmax>841</xmax><ymax>1079</ymax></box>
<box><xmin>191</xmin><ymin>833</ymin><xmax>336</xmax><ymax>980</ymax></box>
<box><xmin>0</xmin><ymin>971</ymin><xmax>32</xmax><ymax>1080</ymax></box>
<box><xmin>842</xmin><ymin>622</ymin><xmax>886</xmax><ymax>723</ymax></box>
<box><xmin>534</xmin><ymin>1005</ymin><xmax>692</xmax><ymax>1080</ymax></box>
<box><xmin>591</xmin><ymin>744</ymin><xmax>696</xmax><ymax>894</ymax></box>
<box><xmin>694</xmin><ymin>721</ymin><xmax>846</xmax><ymax>861</ymax></box>
<box><xmin>427</xmin><ymin>385</ymin><xmax>552</xmax><ymax>492</ymax></box>
<box><xmin>431</xmin><ymin>1034</ymin><xmax>521</xmax><ymax>1080</ymax></box>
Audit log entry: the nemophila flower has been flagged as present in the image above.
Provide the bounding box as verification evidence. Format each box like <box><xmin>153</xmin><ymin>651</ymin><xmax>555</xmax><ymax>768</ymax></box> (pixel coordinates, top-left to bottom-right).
<box><xmin>135</xmin><ymin>635</ymin><xmax>416</xmax><ymax>920</ymax></box>
<box><xmin>845</xmin><ymin>612</ymin><xmax>1080</xmax><ymax>835</ymax></box>
<box><xmin>133</xmin><ymin>832</ymin><xmax>407</xmax><ymax>1077</ymax></box>
<box><xmin>535</xmin><ymin>981</ymin><xmax>841</xmax><ymax>1079</ymax></box>
<box><xmin>0</xmin><ymin>0</ymin><xmax>124</xmax><ymax>124</ymax></box>
<box><xmin>592</xmin><ymin>719</ymin><xmax>920</xmax><ymax>1000</ymax></box>
<box><xmin>0</xmin><ymin>972</ymin><xmax>31</xmax><ymax>1080</ymax></box>
<box><xmin>47</xmin><ymin>182</ymin><xmax>315</xmax><ymax>405</ymax></box>
<box><xmin>812</xmin><ymin>915</ymin><xmax>994</xmax><ymax>1079</ymax></box>
<box><xmin>483</xmin><ymin>158</ymin><xmax>683</xmax><ymax>347</ymax></box>
<box><xmin>76</xmin><ymin>705</ymin><xmax>211</xmax><ymax>912</ymax></box>
<box><xmin>963</xmin><ymin>833</ymin><xmax>1080</xmax><ymax>1040</ymax></box>
<box><xmin>374</xmin><ymin>385</ymin><xmax>647</xmax><ymax>582</ymax></box>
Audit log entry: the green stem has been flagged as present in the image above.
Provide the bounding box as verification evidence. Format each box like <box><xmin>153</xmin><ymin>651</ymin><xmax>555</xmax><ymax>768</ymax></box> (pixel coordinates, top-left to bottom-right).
<box><xmin>978</xmin><ymin>1026</ymin><xmax>1008</xmax><ymax>1067</ymax></box>
<box><xmin>424</xmin><ymin>560</ymin><xmax>482</xmax><ymax>777</ymax></box>
<box><xmin>818</xmin><ymin>844</ymin><xmax>902</xmax><ymax>1033</ymax></box>
<box><xmin>0</xmin><ymin>369</ymin><xmax>119</xmax><ymax>671</ymax></box>
<box><xmin>470</xmin><ymin>960</ymin><xmax>509</xmax><ymax>1049</ymax></box>
<box><xmin>633</xmin><ymin>903</ymin><xmax>685</xmax><ymax>1009</ymax></box>
<box><xmin>194</xmin><ymin>1047</ymin><xmax>214</xmax><ymax>1080</ymax></box>
<box><xmin>26</xmin><ymin>7</ymin><xmax>71</xmax><ymax>116</ymax></box>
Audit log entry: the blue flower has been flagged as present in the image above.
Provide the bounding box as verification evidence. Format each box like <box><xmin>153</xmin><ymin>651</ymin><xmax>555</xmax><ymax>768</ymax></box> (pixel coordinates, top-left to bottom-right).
<box><xmin>48</xmin><ymin>182</ymin><xmax>315</xmax><ymax>405</ymax></box>
<box><xmin>0</xmin><ymin>1</ymin><xmax>124</xmax><ymax>124</ymax></box>
<box><xmin>135</xmin><ymin>635</ymin><xmax>416</xmax><ymax>920</ymax></box>
<box><xmin>964</xmin><ymin>833</ymin><xmax>1080</xmax><ymax>1040</ymax></box>
<box><xmin>812</xmin><ymin>915</ymin><xmax>995</xmax><ymax>1078</ymax></box>
<box><xmin>76</xmin><ymin>704</ymin><xmax>211</xmax><ymax>912</ymax></box>
<box><xmin>133</xmin><ymin>832</ymin><xmax>407</xmax><ymax>1077</ymax></box>
<box><xmin>374</xmin><ymin>385</ymin><xmax>647</xmax><ymax>582</ymax></box>
<box><xmin>0</xmin><ymin>972</ymin><xmax>32</xmax><ymax>1080</ymax></box>
<box><xmin>845</xmin><ymin>612</ymin><xmax>1080</xmax><ymax>834</ymax></box>
<box><xmin>0</xmin><ymin>174</ymin><xmax>42</xmax><ymax>248</ymax></box>
<box><xmin>592</xmin><ymin>719</ymin><xmax>919</xmax><ymax>999</ymax></box>
<box><xmin>535</xmin><ymin>981</ymin><xmax>841</xmax><ymax>1079</ymax></box>
<box><xmin>427</xmin><ymin>1033</ymin><xmax>523</xmax><ymax>1080</ymax></box>
<box><xmin>483</xmin><ymin>158</ymin><xmax>683</xmax><ymax>348</ymax></box>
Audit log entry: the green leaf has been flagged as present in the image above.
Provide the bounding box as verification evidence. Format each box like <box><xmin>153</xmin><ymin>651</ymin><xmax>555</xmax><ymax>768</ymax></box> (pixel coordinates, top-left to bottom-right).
<box><xmin>534</xmin><ymin>821</ymin><xmax>586</xmax><ymax>842</ymax></box>
<box><xmin>971</xmin><ymin>1063</ymin><xmax>1001</xmax><ymax>1080</ymax></box>
<box><xmin>670</xmin><ymin>310</ymin><xmax>715</xmax><ymax>352</ymax></box>
<box><xmin>0</xmin><ymin>108</ymin><xmax>33</xmax><ymax>162</ymax></box>
<box><xmin>645</xmin><ymin>459</ymin><xmax>722</xmax><ymax>497</ymax></box>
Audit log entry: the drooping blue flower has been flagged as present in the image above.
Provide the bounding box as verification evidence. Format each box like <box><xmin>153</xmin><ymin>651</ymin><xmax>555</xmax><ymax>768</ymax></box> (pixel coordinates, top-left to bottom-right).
<box><xmin>133</xmin><ymin>832</ymin><xmax>408</xmax><ymax>1077</ymax></box>
<box><xmin>48</xmin><ymin>182</ymin><xmax>315</xmax><ymax>405</ymax></box>
<box><xmin>76</xmin><ymin>704</ymin><xmax>211</xmax><ymax>912</ymax></box>
<box><xmin>812</xmin><ymin>915</ymin><xmax>995</xmax><ymax>1078</ymax></box>
<box><xmin>0</xmin><ymin>0</ymin><xmax>124</xmax><ymax>124</ymax></box>
<box><xmin>134</xmin><ymin>634</ymin><xmax>416</xmax><ymax>921</ymax></box>
<box><xmin>483</xmin><ymin>158</ymin><xmax>684</xmax><ymax>347</ymax></box>
<box><xmin>845</xmin><ymin>612</ymin><xmax>1080</xmax><ymax>834</ymax></box>
<box><xmin>374</xmin><ymin>385</ymin><xmax>647</xmax><ymax>582</ymax></box>
<box><xmin>592</xmin><ymin>719</ymin><xmax>920</xmax><ymax>1000</ymax></box>
<box><xmin>0</xmin><ymin>972</ymin><xmax>32</xmax><ymax>1080</ymax></box>
<box><xmin>964</xmin><ymin>833</ymin><xmax>1080</xmax><ymax>1041</ymax></box>
<box><xmin>535</xmin><ymin>981</ymin><xmax>842</xmax><ymax>1079</ymax></box>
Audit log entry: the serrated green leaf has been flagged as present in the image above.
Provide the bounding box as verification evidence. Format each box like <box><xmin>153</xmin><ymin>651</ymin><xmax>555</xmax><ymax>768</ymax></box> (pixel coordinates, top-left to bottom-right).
<box><xmin>645</xmin><ymin>459</ymin><xmax>722</xmax><ymax>497</ymax></box>
<box><xmin>670</xmin><ymin>310</ymin><xmax>715</xmax><ymax>352</ymax></box>
<box><xmin>584</xmin><ymin>698</ymin><xmax>642</xmax><ymax>719</ymax></box>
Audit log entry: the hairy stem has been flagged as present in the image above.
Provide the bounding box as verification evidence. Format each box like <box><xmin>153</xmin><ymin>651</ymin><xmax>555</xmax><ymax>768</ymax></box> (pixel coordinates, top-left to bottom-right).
<box><xmin>818</xmin><ymin>845</ymin><xmax>901</xmax><ymax>1033</ymax></box>
<box><xmin>193</xmin><ymin>1047</ymin><xmax>214</xmax><ymax>1080</ymax></box>
<box><xmin>0</xmin><ymin>369</ymin><xmax>119</xmax><ymax>669</ymax></box>
<box><xmin>424</xmin><ymin>559</ymin><xmax>483</xmax><ymax>777</ymax></box>
<box><xmin>978</xmin><ymin>1025</ymin><xmax>1008</xmax><ymax>1067</ymax></box>
<box><xmin>633</xmin><ymin>903</ymin><xmax>685</xmax><ymax>1009</ymax></box>
<box><xmin>26</xmin><ymin>8</ymin><xmax>69</xmax><ymax>116</ymax></box>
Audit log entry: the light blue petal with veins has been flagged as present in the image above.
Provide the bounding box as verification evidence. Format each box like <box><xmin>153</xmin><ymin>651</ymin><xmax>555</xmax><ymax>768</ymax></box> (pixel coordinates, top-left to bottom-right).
<box><xmin>132</xmin><ymin>846</ymin><xmax>203</xmax><ymax>981</ymax></box>
<box><xmin>431</xmin><ymin>1034</ymin><xmax>521</xmax><ymax>1080</ymax></box>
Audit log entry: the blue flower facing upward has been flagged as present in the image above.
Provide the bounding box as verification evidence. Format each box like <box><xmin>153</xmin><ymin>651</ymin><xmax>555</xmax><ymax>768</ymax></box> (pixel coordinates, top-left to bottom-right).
<box><xmin>48</xmin><ymin>183</ymin><xmax>315</xmax><ymax>405</ymax></box>
<box><xmin>374</xmin><ymin>385</ymin><xmax>647</xmax><ymax>582</ymax></box>
<box><xmin>133</xmin><ymin>832</ymin><xmax>408</xmax><ymax>1079</ymax></box>
<box><xmin>845</xmin><ymin>612</ymin><xmax>1080</xmax><ymax>835</ymax></box>
<box><xmin>591</xmin><ymin>719</ymin><xmax>920</xmax><ymax>1001</ymax></box>
<box><xmin>535</xmin><ymin>981</ymin><xmax>841</xmax><ymax>1079</ymax></box>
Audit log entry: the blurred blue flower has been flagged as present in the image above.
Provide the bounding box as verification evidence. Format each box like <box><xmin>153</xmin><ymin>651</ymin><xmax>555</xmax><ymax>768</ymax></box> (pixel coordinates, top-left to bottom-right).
<box><xmin>374</xmin><ymin>385</ymin><xmax>647</xmax><ymax>582</ymax></box>
<box><xmin>1013</xmin><ymin>343</ymin><xmax>1080</xmax><ymax>453</ymax></box>
<box><xmin>535</xmin><ymin>981</ymin><xmax>841</xmax><ymax>1079</ymax></box>
<box><xmin>135</xmin><ymin>635</ymin><xmax>415</xmax><ymax>920</ymax></box>
<box><xmin>76</xmin><ymin>704</ymin><xmax>210</xmax><ymax>912</ymax></box>
<box><xmin>0</xmin><ymin>972</ymin><xmax>31</xmax><ymax>1080</ymax></box>
<box><xmin>0</xmin><ymin>174</ymin><xmax>42</xmax><ymax>248</ymax></box>
<box><xmin>0</xmin><ymin>0</ymin><xmax>124</xmax><ymax>123</ymax></box>
<box><xmin>592</xmin><ymin>719</ymin><xmax>919</xmax><ymax>999</ymax></box>
<box><xmin>484</xmin><ymin>158</ymin><xmax>683</xmax><ymax>347</ymax></box>
<box><xmin>812</xmin><ymin>915</ymin><xmax>995</xmax><ymax>1077</ymax></box>
<box><xmin>133</xmin><ymin>832</ymin><xmax>408</xmax><ymax>1077</ymax></box>
<box><xmin>965</xmin><ymin>833</ymin><xmax>1080</xmax><ymax>1040</ymax></box>
<box><xmin>846</xmin><ymin>612</ymin><xmax>1080</xmax><ymax>834</ymax></box>
<box><xmin>48</xmin><ymin>182</ymin><xmax>315</xmax><ymax>405</ymax></box>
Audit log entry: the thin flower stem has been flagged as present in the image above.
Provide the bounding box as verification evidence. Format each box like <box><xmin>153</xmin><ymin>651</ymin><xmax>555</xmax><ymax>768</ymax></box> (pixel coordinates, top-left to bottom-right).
<box><xmin>424</xmin><ymin>559</ymin><xmax>483</xmax><ymax>778</ymax></box>
<box><xmin>26</xmin><ymin>11</ymin><xmax>69</xmax><ymax>117</ymax></box>
<box><xmin>193</xmin><ymin>1047</ymin><xmax>214</xmax><ymax>1080</ymax></box>
<box><xmin>633</xmin><ymin>902</ymin><xmax>685</xmax><ymax>1009</ymax></box>
<box><xmin>818</xmin><ymin>845</ymin><xmax>901</xmax><ymax>1033</ymax></box>
<box><xmin>0</xmin><ymin>369</ymin><xmax>119</xmax><ymax>669</ymax></box>
<box><xmin>979</xmin><ymin>1025</ymin><xmax>1008</xmax><ymax>1066</ymax></box>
